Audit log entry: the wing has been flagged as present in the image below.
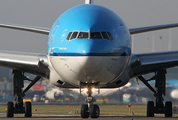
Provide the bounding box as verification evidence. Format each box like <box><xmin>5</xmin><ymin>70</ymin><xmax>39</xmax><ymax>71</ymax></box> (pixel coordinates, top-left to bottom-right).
<box><xmin>0</xmin><ymin>50</ymin><xmax>49</xmax><ymax>78</ymax></box>
<box><xmin>129</xmin><ymin>23</ymin><xmax>178</xmax><ymax>35</ymax></box>
<box><xmin>130</xmin><ymin>51</ymin><xmax>178</xmax><ymax>77</ymax></box>
<box><xmin>0</xmin><ymin>24</ymin><xmax>50</xmax><ymax>77</ymax></box>
<box><xmin>0</xmin><ymin>23</ymin><xmax>50</xmax><ymax>35</ymax></box>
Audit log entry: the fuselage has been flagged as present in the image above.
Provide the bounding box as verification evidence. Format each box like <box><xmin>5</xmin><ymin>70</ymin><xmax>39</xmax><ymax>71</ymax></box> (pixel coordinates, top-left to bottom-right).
<box><xmin>48</xmin><ymin>4</ymin><xmax>131</xmax><ymax>88</ymax></box>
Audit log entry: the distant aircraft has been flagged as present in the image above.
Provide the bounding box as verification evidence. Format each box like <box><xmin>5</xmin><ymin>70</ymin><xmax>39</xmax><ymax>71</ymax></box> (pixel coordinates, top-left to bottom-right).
<box><xmin>1</xmin><ymin>0</ymin><xmax>178</xmax><ymax>118</ymax></box>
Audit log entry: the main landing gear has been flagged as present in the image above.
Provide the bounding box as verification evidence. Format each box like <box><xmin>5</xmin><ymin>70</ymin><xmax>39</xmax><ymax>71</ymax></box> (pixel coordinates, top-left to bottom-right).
<box><xmin>138</xmin><ymin>70</ymin><xmax>172</xmax><ymax>117</ymax></box>
<box><xmin>80</xmin><ymin>82</ymin><xmax>100</xmax><ymax>118</ymax></box>
<box><xmin>7</xmin><ymin>70</ymin><xmax>41</xmax><ymax>117</ymax></box>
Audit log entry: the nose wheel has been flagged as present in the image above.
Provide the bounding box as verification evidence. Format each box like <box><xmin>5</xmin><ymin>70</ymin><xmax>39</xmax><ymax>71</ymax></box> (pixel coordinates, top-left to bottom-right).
<box><xmin>81</xmin><ymin>103</ymin><xmax>100</xmax><ymax>118</ymax></box>
<box><xmin>90</xmin><ymin>104</ymin><xmax>100</xmax><ymax>118</ymax></box>
<box><xmin>81</xmin><ymin>104</ymin><xmax>89</xmax><ymax>118</ymax></box>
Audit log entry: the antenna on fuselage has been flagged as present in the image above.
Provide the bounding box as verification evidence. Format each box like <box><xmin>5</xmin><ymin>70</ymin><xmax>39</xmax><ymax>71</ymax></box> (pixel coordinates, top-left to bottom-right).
<box><xmin>85</xmin><ymin>0</ymin><xmax>93</xmax><ymax>4</ymax></box>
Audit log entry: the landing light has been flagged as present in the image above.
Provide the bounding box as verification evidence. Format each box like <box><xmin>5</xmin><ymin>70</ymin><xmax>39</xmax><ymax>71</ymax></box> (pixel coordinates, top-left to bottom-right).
<box><xmin>84</xmin><ymin>88</ymin><xmax>96</xmax><ymax>92</ymax></box>
<box><xmin>84</xmin><ymin>88</ymin><xmax>88</xmax><ymax>92</ymax></box>
<box><xmin>92</xmin><ymin>88</ymin><xmax>96</xmax><ymax>92</ymax></box>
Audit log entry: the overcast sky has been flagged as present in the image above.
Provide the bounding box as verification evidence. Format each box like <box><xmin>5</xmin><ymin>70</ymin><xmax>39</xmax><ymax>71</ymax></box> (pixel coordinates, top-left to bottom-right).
<box><xmin>0</xmin><ymin>0</ymin><xmax>178</xmax><ymax>53</ymax></box>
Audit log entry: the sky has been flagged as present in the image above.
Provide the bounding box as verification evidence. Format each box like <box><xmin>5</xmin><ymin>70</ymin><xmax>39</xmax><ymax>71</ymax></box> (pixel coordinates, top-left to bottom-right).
<box><xmin>0</xmin><ymin>0</ymin><xmax>178</xmax><ymax>53</ymax></box>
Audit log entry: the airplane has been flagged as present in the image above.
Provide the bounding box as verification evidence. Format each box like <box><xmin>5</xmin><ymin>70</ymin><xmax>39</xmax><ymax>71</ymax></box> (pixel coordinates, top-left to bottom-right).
<box><xmin>1</xmin><ymin>0</ymin><xmax>178</xmax><ymax>118</ymax></box>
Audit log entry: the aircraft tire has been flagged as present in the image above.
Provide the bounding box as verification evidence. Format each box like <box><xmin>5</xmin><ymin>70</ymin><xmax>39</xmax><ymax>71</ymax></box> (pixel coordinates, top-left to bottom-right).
<box><xmin>81</xmin><ymin>104</ymin><xmax>89</xmax><ymax>118</ymax></box>
<box><xmin>7</xmin><ymin>102</ymin><xmax>14</xmax><ymax>117</ymax></box>
<box><xmin>165</xmin><ymin>101</ymin><xmax>172</xmax><ymax>117</ymax></box>
<box><xmin>90</xmin><ymin>104</ymin><xmax>100</xmax><ymax>118</ymax></box>
<box><xmin>25</xmin><ymin>102</ymin><xmax>32</xmax><ymax>117</ymax></box>
<box><xmin>147</xmin><ymin>101</ymin><xmax>154</xmax><ymax>117</ymax></box>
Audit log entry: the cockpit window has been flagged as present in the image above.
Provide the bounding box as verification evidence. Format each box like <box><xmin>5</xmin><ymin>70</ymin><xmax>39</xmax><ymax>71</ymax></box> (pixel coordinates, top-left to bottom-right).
<box><xmin>107</xmin><ymin>32</ymin><xmax>113</xmax><ymax>40</ymax></box>
<box><xmin>70</xmin><ymin>32</ymin><xmax>78</xmax><ymax>40</ymax></box>
<box><xmin>90</xmin><ymin>32</ymin><xmax>102</xmax><ymax>39</ymax></box>
<box><xmin>101</xmin><ymin>32</ymin><xmax>109</xmax><ymax>40</ymax></box>
<box><xmin>66</xmin><ymin>32</ymin><xmax>72</xmax><ymax>40</ymax></box>
<box><xmin>66</xmin><ymin>31</ymin><xmax>113</xmax><ymax>41</ymax></box>
<box><xmin>78</xmin><ymin>32</ymin><xmax>89</xmax><ymax>39</ymax></box>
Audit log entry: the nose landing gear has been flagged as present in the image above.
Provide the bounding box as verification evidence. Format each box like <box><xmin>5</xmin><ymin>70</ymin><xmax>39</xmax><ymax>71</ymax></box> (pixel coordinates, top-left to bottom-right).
<box><xmin>80</xmin><ymin>82</ymin><xmax>100</xmax><ymax>118</ymax></box>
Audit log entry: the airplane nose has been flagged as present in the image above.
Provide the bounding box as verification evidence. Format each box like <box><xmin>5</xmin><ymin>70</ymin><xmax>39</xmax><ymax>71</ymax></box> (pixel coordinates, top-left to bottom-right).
<box><xmin>77</xmin><ymin>41</ymin><xmax>102</xmax><ymax>54</ymax></box>
<box><xmin>77</xmin><ymin>41</ymin><xmax>102</xmax><ymax>68</ymax></box>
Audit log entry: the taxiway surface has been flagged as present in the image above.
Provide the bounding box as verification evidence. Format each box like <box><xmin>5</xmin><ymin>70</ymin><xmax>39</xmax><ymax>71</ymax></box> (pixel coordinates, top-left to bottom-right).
<box><xmin>0</xmin><ymin>113</ymin><xmax>178</xmax><ymax>120</ymax></box>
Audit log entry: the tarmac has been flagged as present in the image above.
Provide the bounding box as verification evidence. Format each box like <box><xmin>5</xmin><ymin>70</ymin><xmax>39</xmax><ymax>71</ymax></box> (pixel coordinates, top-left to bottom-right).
<box><xmin>0</xmin><ymin>113</ymin><xmax>178</xmax><ymax>120</ymax></box>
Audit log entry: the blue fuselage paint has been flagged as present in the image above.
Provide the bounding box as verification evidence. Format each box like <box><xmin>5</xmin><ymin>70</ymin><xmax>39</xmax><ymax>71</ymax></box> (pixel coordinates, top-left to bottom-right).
<box><xmin>48</xmin><ymin>4</ymin><xmax>131</xmax><ymax>87</ymax></box>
